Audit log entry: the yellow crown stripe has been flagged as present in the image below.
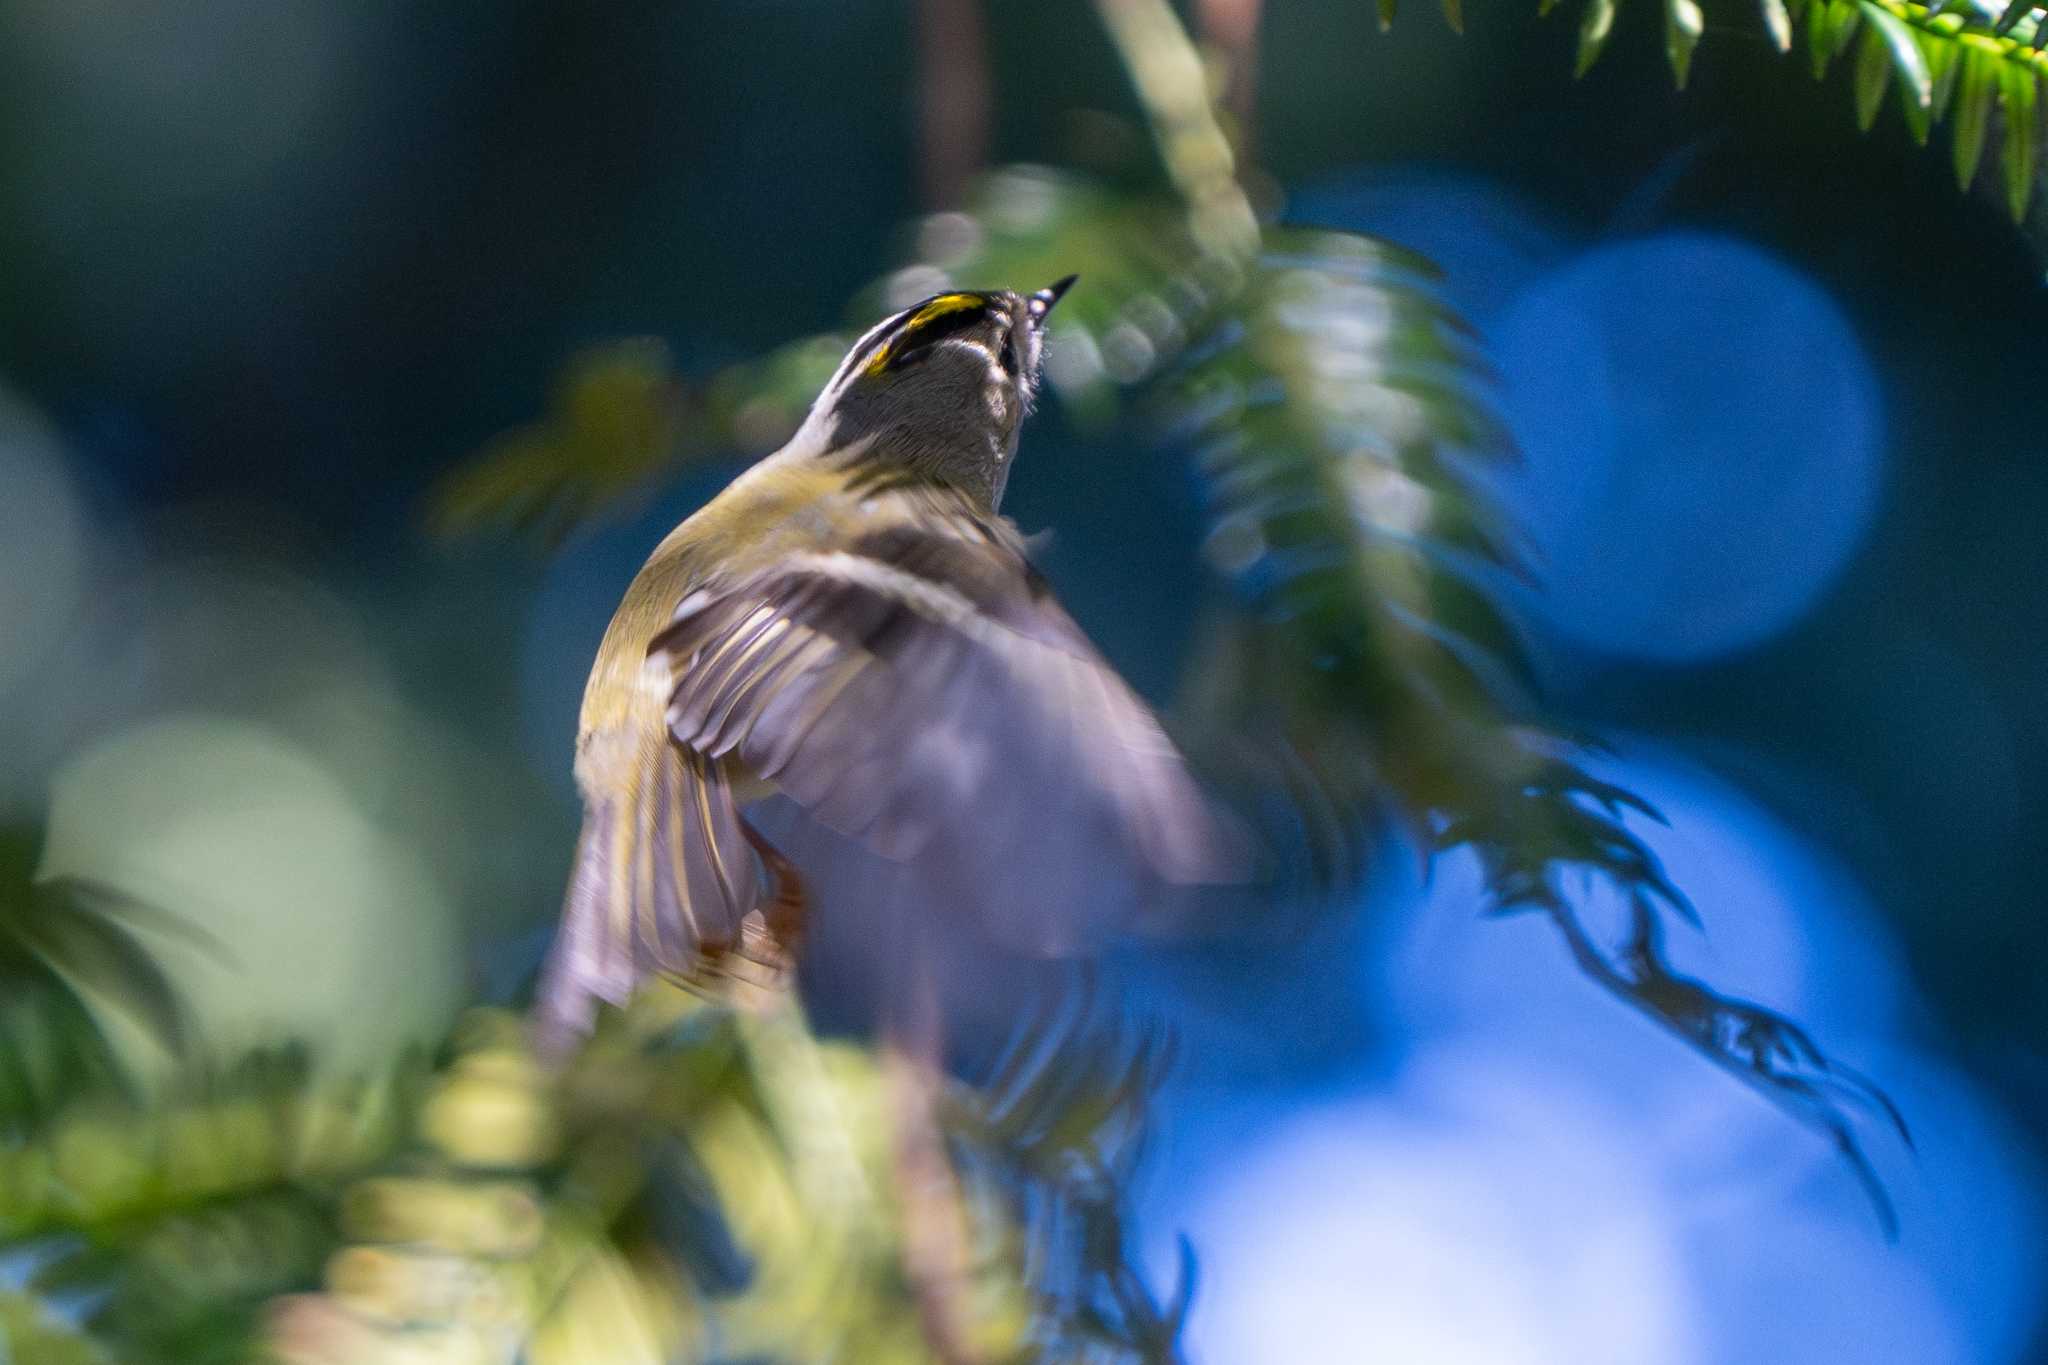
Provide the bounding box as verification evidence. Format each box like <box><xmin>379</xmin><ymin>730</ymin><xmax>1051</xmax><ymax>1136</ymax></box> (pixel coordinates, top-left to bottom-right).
<box><xmin>864</xmin><ymin>293</ymin><xmax>990</xmax><ymax>376</ymax></box>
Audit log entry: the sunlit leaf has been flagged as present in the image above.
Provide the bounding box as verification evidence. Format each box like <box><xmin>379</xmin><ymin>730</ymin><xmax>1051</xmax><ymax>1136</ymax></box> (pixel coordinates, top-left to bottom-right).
<box><xmin>1666</xmin><ymin>0</ymin><xmax>1706</xmax><ymax>86</ymax></box>
<box><xmin>1576</xmin><ymin>0</ymin><xmax>1618</xmax><ymax>74</ymax></box>
<box><xmin>1761</xmin><ymin>0</ymin><xmax>1796</xmax><ymax>49</ymax></box>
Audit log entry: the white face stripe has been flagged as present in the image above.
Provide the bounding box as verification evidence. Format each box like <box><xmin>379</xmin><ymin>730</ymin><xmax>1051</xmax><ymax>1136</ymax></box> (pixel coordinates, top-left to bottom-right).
<box><xmin>823</xmin><ymin>306</ymin><xmax>918</xmax><ymax>397</ymax></box>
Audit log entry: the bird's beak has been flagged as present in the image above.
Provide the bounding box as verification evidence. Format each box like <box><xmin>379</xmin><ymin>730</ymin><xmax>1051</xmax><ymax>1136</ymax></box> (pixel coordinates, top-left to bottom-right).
<box><xmin>1026</xmin><ymin>274</ymin><xmax>1078</xmax><ymax>325</ymax></box>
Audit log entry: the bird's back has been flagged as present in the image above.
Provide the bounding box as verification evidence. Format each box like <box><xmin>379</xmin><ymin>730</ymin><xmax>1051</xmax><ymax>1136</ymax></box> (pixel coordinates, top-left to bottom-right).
<box><xmin>576</xmin><ymin>456</ymin><xmax>853</xmax><ymax>768</ymax></box>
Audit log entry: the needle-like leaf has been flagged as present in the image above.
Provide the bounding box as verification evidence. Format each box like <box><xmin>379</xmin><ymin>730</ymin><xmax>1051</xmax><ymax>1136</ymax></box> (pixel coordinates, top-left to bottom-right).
<box><xmin>1954</xmin><ymin>47</ymin><xmax>1999</xmax><ymax>187</ymax></box>
<box><xmin>1667</xmin><ymin>0</ymin><xmax>1706</xmax><ymax>86</ymax></box>
<box><xmin>2000</xmin><ymin>60</ymin><xmax>2040</xmax><ymax>218</ymax></box>
<box><xmin>1854</xmin><ymin>21</ymin><xmax>1897</xmax><ymax>127</ymax></box>
<box><xmin>1760</xmin><ymin>0</ymin><xmax>1796</xmax><ymax>49</ymax></box>
<box><xmin>1577</xmin><ymin>0</ymin><xmax>1619</xmax><ymax>74</ymax></box>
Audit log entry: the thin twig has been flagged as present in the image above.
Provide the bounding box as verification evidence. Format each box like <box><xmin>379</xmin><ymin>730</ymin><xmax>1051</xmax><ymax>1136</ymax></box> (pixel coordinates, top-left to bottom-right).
<box><xmin>1196</xmin><ymin>0</ymin><xmax>1264</xmax><ymax>148</ymax></box>
<box><xmin>1544</xmin><ymin>898</ymin><xmax>1904</xmax><ymax>1239</ymax></box>
<box><xmin>886</xmin><ymin>944</ymin><xmax>984</xmax><ymax>1365</ymax></box>
<box><xmin>1091</xmin><ymin>0</ymin><xmax>1261</xmax><ymax>254</ymax></box>
<box><xmin>917</xmin><ymin>0</ymin><xmax>993</xmax><ymax>209</ymax></box>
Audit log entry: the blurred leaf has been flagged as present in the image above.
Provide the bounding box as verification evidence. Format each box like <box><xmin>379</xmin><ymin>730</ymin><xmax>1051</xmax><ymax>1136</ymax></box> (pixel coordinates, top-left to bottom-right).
<box><xmin>1955</xmin><ymin>46</ymin><xmax>1999</xmax><ymax>187</ymax></box>
<box><xmin>1859</xmin><ymin>3</ymin><xmax>1935</xmax><ymax>115</ymax></box>
<box><xmin>237</xmin><ymin>981</ymin><xmax>1185</xmax><ymax>1364</ymax></box>
<box><xmin>426</xmin><ymin>338</ymin><xmax>692</xmax><ymax>543</ymax></box>
<box><xmin>1576</xmin><ymin>0</ymin><xmax>1618</xmax><ymax>74</ymax></box>
<box><xmin>1164</xmin><ymin>230</ymin><xmax>1541</xmax><ymax>890</ymax></box>
<box><xmin>1808</xmin><ymin>0</ymin><xmax>1844</xmax><ymax>74</ymax></box>
<box><xmin>2001</xmin><ymin>58</ymin><xmax>2040</xmax><ymax>218</ymax></box>
<box><xmin>0</xmin><ymin>1292</ymin><xmax>108</xmax><ymax>1364</ymax></box>
<box><xmin>1761</xmin><ymin>0</ymin><xmax>1796</xmax><ymax>50</ymax></box>
<box><xmin>524</xmin><ymin>1243</ymin><xmax>694</xmax><ymax>1365</ymax></box>
<box><xmin>1904</xmin><ymin>32</ymin><xmax>1944</xmax><ymax>139</ymax></box>
<box><xmin>1</xmin><ymin>1040</ymin><xmax>421</xmax><ymax>1364</ymax></box>
<box><xmin>1927</xmin><ymin>23</ymin><xmax>1965</xmax><ymax>118</ymax></box>
<box><xmin>1855</xmin><ymin>20</ymin><xmax>1898</xmax><ymax>127</ymax></box>
<box><xmin>1099</xmin><ymin>4</ymin><xmax>1905</xmax><ymax>1230</ymax></box>
<box><xmin>12</xmin><ymin>888</ymin><xmax>188</xmax><ymax>1052</ymax></box>
<box><xmin>947</xmin><ymin>979</ymin><xmax>1190</xmax><ymax>1364</ymax></box>
<box><xmin>1666</xmin><ymin>0</ymin><xmax>1705</xmax><ymax>86</ymax></box>
<box><xmin>1825</xmin><ymin>0</ymin><xmax>1866</xmax><ymax>65</ymax></box>
<box><xmin>0</xmin><ymin>829</ymin><xmax>217</xmax><ymax>1134</ymax></box>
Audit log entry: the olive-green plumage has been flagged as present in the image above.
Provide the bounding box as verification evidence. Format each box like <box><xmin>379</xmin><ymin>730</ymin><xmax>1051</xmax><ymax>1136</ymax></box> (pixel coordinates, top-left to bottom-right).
<box><xmin>537</xmin><ymin>281</ymin><xmax>1240</xmax><ymax>1050</ymax></box>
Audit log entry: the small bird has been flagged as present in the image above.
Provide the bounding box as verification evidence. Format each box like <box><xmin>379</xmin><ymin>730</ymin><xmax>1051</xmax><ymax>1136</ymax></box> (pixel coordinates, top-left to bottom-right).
<box><xmin>536</xmin><ymin>279</ymin><xmax>1241</xmax><ymax>1049</ymax></box>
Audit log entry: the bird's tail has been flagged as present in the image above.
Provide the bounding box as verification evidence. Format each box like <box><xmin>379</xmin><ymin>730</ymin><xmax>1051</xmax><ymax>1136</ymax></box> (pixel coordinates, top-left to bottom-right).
<box><xmin>533</xmin><ymin>745</ymin><xmax>761</xmax><ymax>1058</ymax></box>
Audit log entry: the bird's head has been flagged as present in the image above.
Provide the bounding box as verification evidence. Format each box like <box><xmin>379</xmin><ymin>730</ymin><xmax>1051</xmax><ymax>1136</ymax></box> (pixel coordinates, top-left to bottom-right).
<box><xmin>791</xmin><ymin>277</ymin><xmax>1076</xmax><ymax>507</ymax></box>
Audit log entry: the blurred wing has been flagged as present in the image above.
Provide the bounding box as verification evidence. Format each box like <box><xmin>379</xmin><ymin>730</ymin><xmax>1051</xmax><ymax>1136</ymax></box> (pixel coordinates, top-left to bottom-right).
<box><xmin>535</xmin><ymin>744</ymin><xmax>759</xmax><ymax>1053</ymax></box>
<box><xmin>650</xmin><ymin>491</ymin><xmax>1242</xmax><ymax>953</ymax></box>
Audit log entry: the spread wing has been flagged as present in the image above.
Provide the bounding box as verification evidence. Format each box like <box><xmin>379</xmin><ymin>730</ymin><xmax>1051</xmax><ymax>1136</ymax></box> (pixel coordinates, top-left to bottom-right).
<box><xmin>648</xmin><ymin>490</ymin><xmax>1244</xmax><ymax>954</ymax></box>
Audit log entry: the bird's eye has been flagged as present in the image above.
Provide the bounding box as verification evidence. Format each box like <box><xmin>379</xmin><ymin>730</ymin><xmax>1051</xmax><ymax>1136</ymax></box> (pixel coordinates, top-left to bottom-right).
<box><xmin>999</xmin><ymin>330</ymin><xmax>1018</xmax><ymax>376</ymax></box>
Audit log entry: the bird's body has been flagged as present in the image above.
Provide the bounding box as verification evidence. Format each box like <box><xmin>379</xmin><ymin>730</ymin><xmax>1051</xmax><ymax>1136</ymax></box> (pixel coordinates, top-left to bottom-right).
<box><xmin>538</xmin><ymin>281</ymin><xmax>1240</xmax><ymax>1048</ymax></box>
<box><xmin>573</xmin><ymin>455</ymin><xmax>849</xmax><ymax>805</ymax></box>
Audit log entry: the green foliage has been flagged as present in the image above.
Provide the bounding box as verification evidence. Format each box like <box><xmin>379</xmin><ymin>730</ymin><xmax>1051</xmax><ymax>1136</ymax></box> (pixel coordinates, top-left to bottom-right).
<box><xmin>1540</xmin><ymin>0</ymin><xmax>2048</xmax><ymax>219</ymax></box>
<box><xmin>0</xmin><ymin>0</ymin><xmax>1972</xmax><ymax>1355</ymax></box>
<box><xmin>0</xmin><ymin>826</ymin><xmax>368</xmax><ymax>1361</ymax></box>
<box><xmin>0</xmin><ymin>1042</ymin><xmax>419</xmax><ymax>1363</ymax></box>
<box><xmin>1155</xmin><ymin>223</ymin><xmax>1910</xmax><ymax>1234</ymax></box>
<box><xmin>0</xmin><ymin>968</ymin><xmax>1181</xmax><ymax>1363</ymax></box>
<box><xmin>0</xmin><ymin>1293</ymin><xmax>107</xmax><ymax>1365</ymax></box>
<box><xmin>425</xmin><ymin>339</ymin><xmax>689</xmax><ymax>545</ymax></box>
<box><xmin>1368</xmin><ymin>0</ymin><xmax>2048</xmax><ymax>220</ymax></box>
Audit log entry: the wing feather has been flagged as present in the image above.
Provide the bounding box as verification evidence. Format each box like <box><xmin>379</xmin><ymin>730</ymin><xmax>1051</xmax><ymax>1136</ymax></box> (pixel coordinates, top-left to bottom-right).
<box><xmin>535</xmin><ymin>742</ymin><xmax>758</xmax><ymax>1053</ymax></box>
<box><xmin>650</xmin><ymin>488</ymin><xmax>1244</xmax><ymax>953</ymax></box>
